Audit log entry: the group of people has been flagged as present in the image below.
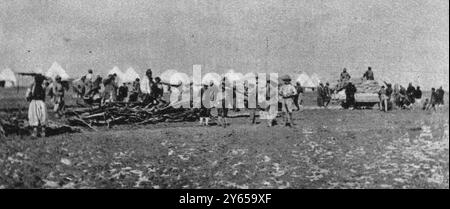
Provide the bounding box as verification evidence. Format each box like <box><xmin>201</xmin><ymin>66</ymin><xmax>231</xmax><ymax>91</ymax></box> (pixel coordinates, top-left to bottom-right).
<box><xmin>378</xmin><ymin>82</ymin><xmax>445</xmax><ymax>112</ymax></box>
<box><xmin>24</xmin><ymin>66</ymin><xmax>446</xmax><ymax>137</ymax></box>
<box><xmin>72</xmin><ymin>69</ymin><xmax>172</xmax><ymax>107</ymax></box>
<box><xmin>197</xmin><ymin>74</ymin><xmax>303</xmax><ymax>128</ymax></box>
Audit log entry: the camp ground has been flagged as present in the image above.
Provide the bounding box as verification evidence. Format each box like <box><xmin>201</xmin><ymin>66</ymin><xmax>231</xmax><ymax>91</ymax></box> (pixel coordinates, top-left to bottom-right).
<box><xmin>0</xmin><ymin>0</ymin><xmax>448</xmax><ymax>191</ymax></box>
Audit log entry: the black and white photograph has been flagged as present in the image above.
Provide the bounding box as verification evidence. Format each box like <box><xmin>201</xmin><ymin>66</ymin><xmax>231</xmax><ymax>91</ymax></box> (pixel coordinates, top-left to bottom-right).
<box><xmin>0</xmin><ymin>0</ymin><xmax>448</xmax><ymax>196</ymax></box>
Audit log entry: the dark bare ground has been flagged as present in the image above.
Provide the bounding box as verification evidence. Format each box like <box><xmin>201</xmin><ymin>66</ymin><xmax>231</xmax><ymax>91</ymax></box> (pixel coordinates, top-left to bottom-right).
<box><xmin>0</xmin><ymin>106</ymin><xmax>448</xmax><ymax>189</ymax></box>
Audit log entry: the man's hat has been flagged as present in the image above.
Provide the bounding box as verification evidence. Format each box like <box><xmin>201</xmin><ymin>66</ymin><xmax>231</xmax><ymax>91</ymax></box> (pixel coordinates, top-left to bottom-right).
<box><xmin>280</xmin><ymin>75</ymin><xmax>291</xmax><ymax>81</ymax></box>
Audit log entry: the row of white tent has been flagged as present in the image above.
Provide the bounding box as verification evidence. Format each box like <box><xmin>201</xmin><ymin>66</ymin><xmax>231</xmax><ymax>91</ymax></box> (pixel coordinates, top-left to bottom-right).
<box><xmin>0</xmin><ymin>68</ymin><xmax>17</xmax><ymax>87</ymax></box>
<box><xmin>1</xmin><ymin>61</ymin><xmax>324</xmax><ymax>89</ymax></box>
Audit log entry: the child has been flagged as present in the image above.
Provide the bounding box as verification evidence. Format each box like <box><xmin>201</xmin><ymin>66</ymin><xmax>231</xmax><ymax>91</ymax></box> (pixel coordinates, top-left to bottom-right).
<box><xmin>26</xmin><ymin>74</ymin><xmax>48</xmax><ymax>137</ymax></box>
<box><xmin>279</xmin><ymin>75</ymin><xmax>297</xmax><ymax>127</ymax></box>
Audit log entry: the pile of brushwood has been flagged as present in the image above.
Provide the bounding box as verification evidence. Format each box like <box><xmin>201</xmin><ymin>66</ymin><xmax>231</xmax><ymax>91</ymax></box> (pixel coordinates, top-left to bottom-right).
<box><xmin>65</xmin><ymin>102</ymin><xmax>199</xmax><ymax>129</ymax></box>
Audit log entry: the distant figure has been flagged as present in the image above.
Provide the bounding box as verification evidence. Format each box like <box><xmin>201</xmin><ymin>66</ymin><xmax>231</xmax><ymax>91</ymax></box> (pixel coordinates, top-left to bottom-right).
<box><xmin>85</xmin><ymin>69</ymin><xmax>94</xmax><ymax>82</ymax></box>
<box><xmin>414</xmin><ymin>86</ymin><xmax>422</xmax><ymax>105</ymax></box>
<box><xmin>102</xmin><ymin>74</ymin><xmax>118</xmax><ymax>104</ymax></box>
<box><xmin>141</xmin><ymin>69</ymin><xmax>154</xmax><ymax>104</ymax></box>
<box><xmin>340</xmin><ymin>68</ymin><xmax>351</xmax><ymax>82</ymax></box>
<box><xmin>199</xmin><ymin>84</ymin><xmax>211</xmax><ymax>126</ymax></box>
<box><xmin>117</xmin><ymin>83</ymin><xmax>128</xmax><ymax>102</ymax></box>
<box><xmin>294</xmin><ymin>81</ymin><xmax>303</xmax><ymax>111</ymax></box>
<box><xmin>151</xmin><ymin>77</ymin><xmax>165</xmax><ymax>106</ymax></box>
<box><xmin>437</xmin><ymin>86</ymin><xmax>445</xmax><ymax>106</ymax></box>
<box><xmin>363</xmin><ymin>67</ymin><xmax>374</xmax><ymax>80</ymax></box>
<box><xmin>317</xmin><ymin>83</ymin><xmax>324</xmax><ymax>107</ymax></box>
<box><xmin>406</xmin><ymin>83</ymin><xmax>416</xmax><ymax>104</ymax></box>
<box><xmin>216</xmin><ymin>79</ymin><xmax>232</xmax><ymax>128</ymax></box>
<box><xmin>26</xmin><ymin>74</ymin><xmax>48</xmax><ymax>137</ymax></box>
<box><xmin>378</xmin><ymin>86</ymin><xmax>386</xmax><ymax>111</ymax></box>
<box><xmin>52</xmin><ymin>75</ymin><xmax>65</xmax><ymax>118</ymax></box>
<box><xmin>324</xmin><ymin>82</ymin><xmax>332</xmax><ymax>107</ymax></box>
<box><xmin>129</xmin><ymin>78</ymin><xmax>141</xmax><ymax>102</ymax></box>
<box><xmin>426</xmin><ymin>88</ymin><xmax>438</xmax><ymax>111</ymax></box>
<box><xmin>279</xmin><ymin>75</ymin><xmax>297</xmax><ymax>127</ymax></box>
<box><xmin>345</xmin><ymin>82</ymin><xmax>357</xmax><ymax>109</ymax></box>
<box><xmin>74</xmin><ymin>76</ymin><xmax>86</xmax><ymax>98</ymax></box>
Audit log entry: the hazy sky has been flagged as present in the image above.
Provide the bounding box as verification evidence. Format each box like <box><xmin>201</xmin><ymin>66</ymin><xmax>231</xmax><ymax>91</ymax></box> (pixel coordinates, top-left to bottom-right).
<box><xmin>0</xmin><ymin>0</ymin><xmax>448</xmax><ymax>89</ymax></box>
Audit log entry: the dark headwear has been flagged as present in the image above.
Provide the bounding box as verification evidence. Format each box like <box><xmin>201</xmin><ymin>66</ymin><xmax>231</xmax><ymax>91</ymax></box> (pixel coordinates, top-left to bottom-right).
<box><xmin>281</xmin><ymin>75</ymin><xmax>291</xmax><ymax>81</ymax></box>
<box><xmin>146</xmin><ymin>69</ymin><xmax>152</xmax><ymax>76</ymax></box>
<box><xmin>88</xmin><ymin>69</ymin><xmax>93</xmax><ymax>73</ymax></box>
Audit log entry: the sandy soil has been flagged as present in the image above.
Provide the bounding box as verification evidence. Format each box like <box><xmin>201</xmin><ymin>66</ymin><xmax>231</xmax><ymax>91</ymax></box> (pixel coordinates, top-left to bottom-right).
<box><xmin>1</xmin><ymin>102</ymin><xmax>448</xmax><ymax>188</ymax></box>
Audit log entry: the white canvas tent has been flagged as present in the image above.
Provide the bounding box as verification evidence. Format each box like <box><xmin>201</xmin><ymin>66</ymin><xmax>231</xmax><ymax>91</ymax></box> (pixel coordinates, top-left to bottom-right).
<box><xmin>223</xmin><ymin>70</ymin><xmax>243</xmax><ymax>83</ymax></box>
<box><xmin>160</xmin><ymin>69</ymin><xmax>179</xmax><ymax>85</ymax></box>
<box><xmin>296</xmin><ymin>72</ymin><xmax>315</xmax><ymax>88</ymax></box>
<box><xmin>0</xmin><ymin>68</ymin><xmax>17</xmax><ymax>87</ymax></box>
<box><xmin>107</xmin><ymin>66</ymin><xmax>125</xmax><ymax>83</ymax></box>
<box><xmin>122</xmin><ymin>67</ymin><xmax>140</xmax><ymax>83</ymax></box>
<box><xmin>46</xmin><ymin>62</ymin><xmax>70</xmax><ymax>81</ymax></box>
<box><xmin>202</xmin><ymin>72</ymin><xmax>222</xmax><ymax>86</ymax></box>
<box><xmin>310</xmin><ymin>73</ymin><xmax>321</xmax><ymax>87</ymax></box>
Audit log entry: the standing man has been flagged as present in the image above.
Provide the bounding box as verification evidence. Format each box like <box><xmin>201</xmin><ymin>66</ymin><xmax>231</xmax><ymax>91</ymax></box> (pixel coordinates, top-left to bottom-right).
<box><xmin>340</xmin><ymin>68</ymin><xmax>351</xmax><ymax>82</ymax></box>
<box><xmin>279</xmin><ymin>75</ymin><xmax>297</xmax><ymax>127</ymax></box>
<box><xmin>26</xmin><ymin>74</ymin><xmax>48</xmax><ymax>137</ymax></box>
<box><xmin>406</xmin><ymin>83</ymin><xmax>416</xmax><ymax>105</ymax></box>
<box><xmin>414</xmin><ymin>86</ymin><xmax>423</xmax><ymax>106</ymax></box>
<box><xmin>317</xmin><ymin>83</ymin><xmax>324</xmax><ymax>107</ymax></box>
<box><xmin>345</xmin><ymin>81</ymin><xmax>357</xmax><ymax>109</ymax></box>
<box><xmin>294</xmin><ymin>81</ymin><xmax>303</xmax><ymax>111</ymax></box>
<box><xmin>426</xmin><ymin>88</ymin><xmax>438</xmax><ymax>111</ymax></box>
<box><xmin>437</xmin><ymin>86</ymin><xmax>445</xmax><ymax>107</ymax></box>
<box><xmin>363</xmin><ymin>67</ymin><xmax>374</xmax><ymax>80</ymax></box>
<box><xmin>102</xmin><ymin>74</ymin><xmax>118</xmax><ymax>104</ymax></box>
<box><xmin>140</xmin><ymin>69</ymin><xmax>154</xmax><ymax>105</ymax></box>
<box><xmin>324</xmin><ymin>82</ymin><xmax>332</xmax><ymax>107</ymax></box>
<box><xmin>129</xmin><ymin>78</ymin><xmax>141</xmax><ymax>102</ymax></box>
<box><xmin>52</xmin><ymin>75</ymin><xmax>65</xmax><ymax>118</ymax></box>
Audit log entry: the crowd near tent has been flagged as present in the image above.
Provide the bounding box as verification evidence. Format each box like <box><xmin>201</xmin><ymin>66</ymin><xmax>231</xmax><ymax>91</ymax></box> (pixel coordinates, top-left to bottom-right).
<box><xmin>122</xmin><ymin>67</ymin><xmax>140</xmax><ymax>83</ymax></box>
<box><xmin>296</xmin><ymin>72</ymin><xmax>315</xmax><ymax>88</ymax></box>
<box><xmin>46</xmin><ymin>62</ymin><xmax>70</xmax><ymax>81</ymax></box>
<box><xmin>0</xmin><ymin>68</ymin><xmax>17</xmax><ymax>88</ymax></box>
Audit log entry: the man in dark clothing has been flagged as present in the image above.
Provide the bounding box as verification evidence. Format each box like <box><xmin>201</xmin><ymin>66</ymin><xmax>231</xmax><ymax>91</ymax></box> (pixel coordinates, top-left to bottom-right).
<box><xmin>414</xmin><ymin>86</ymin><xmax>423</xmax><ymax>108</ymax></box>
<box><xmin>345</xmin><ymin>82</ymin><xmax>357</xmax><ymax>109</ymax></box>
<box><xmin>117</xmin><ymin>83</ymin><xmax>128</xmax><ymax>102</ymax></box>
<box><xmin>323</xmin><ymin>82</ymin><xmax>332</xmax><ymax>107</ymax></box>
<box><xmin>437</xmin><ymin>86</ymin><xmax>445</xmax><ymax>105</ymax></box>
<box><xmin>363</xmin><ymin>67</ymin><xmax>374</xmax><ymax>80</ymax></box>
<box><xmin>293</xmin><ymin>81</ymin><xmax>303</xmax><ymax>111</ymax></box>
<box><xmin>406</xmin><ymin>83</ymin><xmax>416</xmax><ymax>104</ymax></box>
<box><xmin>427</xmin><ymin>88</ymin><xmax>438</xmax><ymax>111</ymax></box>
<box><xmin>317</xmin><ymin>83</ymin><xmax>324</xmax><ymax>107</ymax></box>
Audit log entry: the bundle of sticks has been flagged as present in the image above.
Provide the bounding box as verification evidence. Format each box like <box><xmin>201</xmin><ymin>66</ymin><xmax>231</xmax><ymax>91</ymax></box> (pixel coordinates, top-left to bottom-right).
<box><xmin>65</xmin><ymin>102</ymin><xmax>199</xmax><ymax>129</ymax></box>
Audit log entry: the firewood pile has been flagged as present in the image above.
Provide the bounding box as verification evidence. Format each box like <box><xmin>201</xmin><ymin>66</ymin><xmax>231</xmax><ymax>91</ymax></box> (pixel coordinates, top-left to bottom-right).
<box><xmin>65</xmin><ymin>102</ymin><xmax>199</xmax><ymax>129</ymax></box>
<box><xmin>335</xmin><ymin>78</ymin><xmax>381</xmax><ymax>93</ymax></box>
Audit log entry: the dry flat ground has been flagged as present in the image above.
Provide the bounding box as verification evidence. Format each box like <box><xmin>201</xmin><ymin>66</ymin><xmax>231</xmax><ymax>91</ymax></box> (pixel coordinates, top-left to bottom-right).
<box><xmin>0</xmin><ymin>88</ymin><xmax>448</xmax><ymax>189</ymax></box>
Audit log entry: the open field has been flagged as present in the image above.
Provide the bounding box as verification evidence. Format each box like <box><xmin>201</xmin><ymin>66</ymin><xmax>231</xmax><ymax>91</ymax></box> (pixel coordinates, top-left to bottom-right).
<box><xmin>0</xmin><ymin>87</ymin><xmax>448</xmax><ymax>189</ymax></box>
